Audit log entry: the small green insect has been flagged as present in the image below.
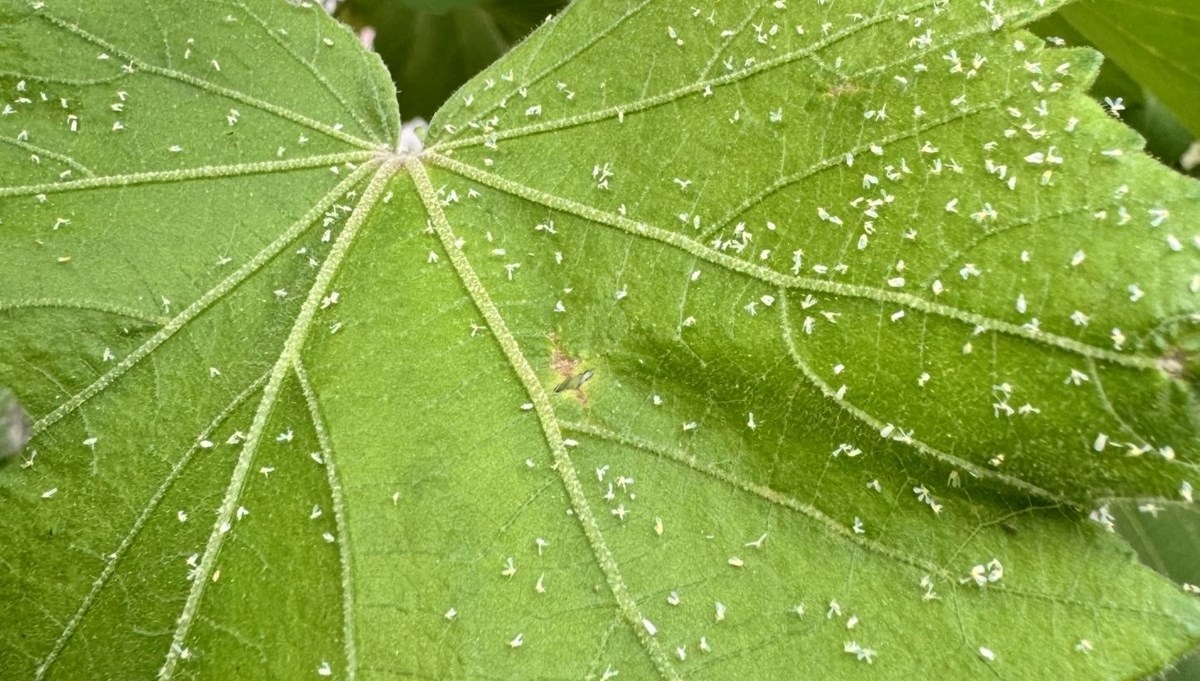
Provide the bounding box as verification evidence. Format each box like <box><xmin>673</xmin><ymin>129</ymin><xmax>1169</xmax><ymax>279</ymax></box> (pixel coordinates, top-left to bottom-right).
<box><xmin>553</xmin><ymin>369</ymin><xmax>595</xmax><ymax>394</ymax></box>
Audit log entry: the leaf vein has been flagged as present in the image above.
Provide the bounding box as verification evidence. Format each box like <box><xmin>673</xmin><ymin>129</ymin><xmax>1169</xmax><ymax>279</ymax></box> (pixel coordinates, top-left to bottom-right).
<box><xmin>0</xmin><ymin>298</ymin><xmax>168</xmax><ymax>326</ymax></box>
<box><xmin>0</xmin><ymin>151</ymin><xmax>376</xmax><ymax>199</ymax></box>
<box><xmin>158</xmin><ymin>158</ymin><xmax>396</xmax><ymax>679</ymax></box>
<box><xmin>0</xmin><ymin>135</ymin><xmax>95</xmax><ymax>177</ymax></box>
<box><xmin>425</xmin><ymin>152</ymin><xmax>1159</xmax><ymax>371</ymax></box>
<box><xmin>33</xmin><ymin>372</ymin><xmax>270</xmax><ymax>681</ymax></box>
<box><xmin>31</xmin><ymin>162</ymin><xmax>377</xmax><ymax>438</ymax></box>
<box><xmin>702</xmin><ymin>103</ymin><xmax>999</xmax><ymax>239</ymax></box>
<box><xmin>778</xmin><ymin>289</ymin><xmax>1070</xmax><ymax>503</ymax></box>
<box><xmin>409</xmin><ymin>158</ymin><xmax>682</xmax><ymax>681</ymax></box>
<box><xmin>431</xmin><ymin>0</ymin><xmax>941</xmax><ymax>151</ymax></box>
<box><xmin>30</xmin><ymin>5</ymin><xmax>382</xmax><ymax>151</ymax></box>
<box><xmin>441</xmin><ymin>0</ymin><xmax>654</xmax><ymax>132</ymax></box>
<box><xmin>230</xmin><ymin>0</ymin><xmax>387</xmax><ymax>144</ymax></box>
<box><xmin>559</xmin><ymin>419</ymin><xmax>952</xmax><ymax>578</ymax></box>
<box><xmin>294</xmin><ymin>358</ymin><xmax>359</xmax><ymax>681</ymax></box>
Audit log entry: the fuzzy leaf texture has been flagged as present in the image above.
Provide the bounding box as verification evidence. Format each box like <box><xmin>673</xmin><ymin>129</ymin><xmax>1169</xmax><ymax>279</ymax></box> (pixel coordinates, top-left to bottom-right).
<box><xmin>1</xmin><ymin>0</ymin><xmax>1199</xmax><ymax>679</ymax></box>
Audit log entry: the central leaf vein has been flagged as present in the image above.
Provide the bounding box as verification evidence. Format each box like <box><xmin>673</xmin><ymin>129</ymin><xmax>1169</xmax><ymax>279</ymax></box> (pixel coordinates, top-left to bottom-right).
<box><xmin>409</xmin><ymin>158</ymin><xmax>683</xmax><ymax>681</ymax></box>
<box><xmin>159</xmin><ymin>157</ymin><xmax>396</xmax><ymax>679</ymax></box>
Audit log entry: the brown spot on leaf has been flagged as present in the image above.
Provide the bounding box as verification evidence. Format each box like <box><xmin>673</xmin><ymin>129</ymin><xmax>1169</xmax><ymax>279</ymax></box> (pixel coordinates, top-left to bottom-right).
<box><xmin>825</xmin><ymin>81</ymin><xmax>862</xmax><ymax>98</ymax></box>
<box><xmin>1159</xmin><ymin>347</ymin><xmax>1190</xmax><ymax>381</ymax></box>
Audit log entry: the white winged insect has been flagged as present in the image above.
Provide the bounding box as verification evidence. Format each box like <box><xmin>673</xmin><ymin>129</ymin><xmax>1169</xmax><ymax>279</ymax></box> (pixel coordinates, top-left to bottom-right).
<box><xmin>0</xmin><ymin>386</ymin><xmax>31</xmax><ymax>460</ymax></box>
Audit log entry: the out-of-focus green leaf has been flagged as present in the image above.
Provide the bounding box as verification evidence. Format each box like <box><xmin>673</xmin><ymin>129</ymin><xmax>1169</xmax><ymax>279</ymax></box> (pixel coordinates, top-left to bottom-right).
<box><xmin>1058</xmin><ymin>0</ymin><xmax>1200</xmax><ymax>138</ymax></box>
<box><xmin>1115</xmin><ymin>502</ymin><xmax>1200</xmax><ymax>680</ymax></box>
<box><xmin>337</xmin><ymin>0</ymin><xmax>568</xmax><ymax>120</ymax></box>
<box><xmin>394</xmin><ymin>0</ymin><xmax>490</xmax><ymax>12</ymax></box>
<box><xmin>1129</xmin><ymin>93</ymin><xmax>1197</xmax><ymax>174</ymax></box>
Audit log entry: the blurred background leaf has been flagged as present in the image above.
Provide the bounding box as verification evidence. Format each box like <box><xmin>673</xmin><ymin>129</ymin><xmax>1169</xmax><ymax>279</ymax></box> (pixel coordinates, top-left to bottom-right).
<box><xmin>334</xmin><ymin>0</ymin><xmax>569</xmax><ymax>122</ymax></box>
<box><xmin>1059</xmin><ymin>0</ymin><xmax>1200</xmax><ymax>139</ymax></box>
<box><xmin>1113</xmin><ymin>502</ymin><xmax>1200</xmax><ymax>679</ymax></box>
<box><xmin>1032</xmin><ymin>3</ymin><xmax>1199</xmax><ymax>178</ymax></box>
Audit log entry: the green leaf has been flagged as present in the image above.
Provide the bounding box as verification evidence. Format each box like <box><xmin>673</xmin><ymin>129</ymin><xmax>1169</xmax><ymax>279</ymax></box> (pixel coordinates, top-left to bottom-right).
<box><xmin>2</xmin><ymin>0</ymin><xmax>1200</xmax><ymax>680</ymax></box>
<box><xmin>1032</xmin><ymin>10</ymin><xmax>1198</xmax><ymax>175</ymax></box>
<box><xmin>1026</xmin><ymin>19</ymin><xmax>1200</xmax><ymax>681</ymax></box>
<box><xmin>1114</xmin><ymin>501</ymin><xmax>1200</xmax><ymax>679</ymax></box>
<box><xmin>1057</xmin><ymin>0</ymin><xmax>1200</xmax><ymax>138</ymax></box>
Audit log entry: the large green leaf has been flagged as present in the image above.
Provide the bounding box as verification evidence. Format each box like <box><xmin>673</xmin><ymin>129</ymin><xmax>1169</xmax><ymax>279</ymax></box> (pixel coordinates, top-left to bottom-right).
<box><xmin>2</xmin><ymin>0</ymin><xmax>1200</xmax><ymax>679</ymax></box>
<box><xmin>1057</xmin><ymin>0</ymin><xmax>1200</xmax><ymax>138</ymax></box>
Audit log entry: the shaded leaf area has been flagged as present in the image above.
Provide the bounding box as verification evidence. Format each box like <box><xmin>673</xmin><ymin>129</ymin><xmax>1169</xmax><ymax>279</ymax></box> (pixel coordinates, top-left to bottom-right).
<box><xmin>1031</xmin><ymin>11</ymin><xmax>1198</xmax><ymax>178</ymax></box>
<box><xmin>1056</xmin><ymin>0</ymin><xmax>1200</xmax><ymax>140</ymax></box>
<box><xmin>1115</xmin><ymin>501</ymin><xmax>1200</xmax><ymax>680</ymax></box>
<box><xmin>1</xmin><ymin>1</ymin><xmax>1200</xmax><ymax>680</ymax></box>
<box><xmin>336</xmin><ymin>0</ymin><xmax>568</xmax><ymax>120</ymax></box>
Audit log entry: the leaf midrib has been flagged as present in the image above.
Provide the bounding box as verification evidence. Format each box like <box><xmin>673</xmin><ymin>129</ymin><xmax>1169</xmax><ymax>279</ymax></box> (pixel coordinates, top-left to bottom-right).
<box><xmin>409</xmin><ymin>159</ymin><xmax>684</xmax><ymax>681</ymax></box>
<box><xmin>159</xmin><ymin>157</ymin><xmax>397</xmax><ymax>680</ymax></box>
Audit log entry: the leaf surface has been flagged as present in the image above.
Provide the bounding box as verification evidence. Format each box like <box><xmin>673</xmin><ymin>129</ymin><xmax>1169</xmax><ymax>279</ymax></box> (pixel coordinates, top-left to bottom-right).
<box><xmin>2</xmin><ymin>0</ymin><xmax>1200</xmax><ymax>680</ymax></box>
<box><xmin>1031</xmin><ymin>10</ymin><xmax>1198</xmax><ymax>174</ymax></box>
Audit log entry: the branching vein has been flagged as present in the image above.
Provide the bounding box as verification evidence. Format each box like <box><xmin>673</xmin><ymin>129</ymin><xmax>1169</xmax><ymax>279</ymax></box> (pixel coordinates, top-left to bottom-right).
<box><xmin>31</xmin><ymin>162</ymin><xmax>377</xmax><ymax>438</ymax></box>
<box><xmin>0</xmin><ymin>151</ymin><xmax>375</xmax><ymax>199</ymax></box>
<box><xmin>30</xmin><ymin>5</ymin><xmax>382</xmax><ymax>151</ymax></box>
<box><xmin>158</xmin><ymin>158</ymin><xmax>398</xmax><ymax>680</ymax></box>
<box><xmin>409</xmin><ymin>159</ymin><xmax>682</xmax><ymax>681</ymax></box>
<box><xmin>424</xmin><ymin>152</ymin><xmax>1159</xmax><ymax>372</ymax></box>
